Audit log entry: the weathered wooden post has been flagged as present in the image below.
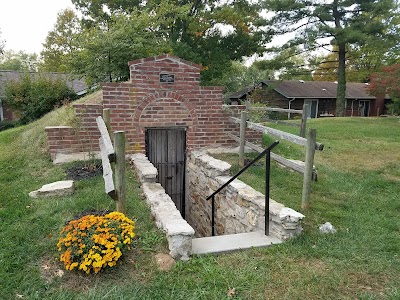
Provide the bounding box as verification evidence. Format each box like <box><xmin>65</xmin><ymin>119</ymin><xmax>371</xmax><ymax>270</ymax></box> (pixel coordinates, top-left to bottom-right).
<box><xmin>114</xmin><ymin>131</ymin><xmax>126</xmax><ymax>214</ymax></box>
<box><xmin>302</xmin><ymin>128</ymin><xmax>316</xmax><ymax>209</ymax></box>
<box><xmin>300</xmin><ymin>103</ymin><xmax>308</xmax><ymax>137</ymax></box>
<box><xmin>239</xmin><ymin>111</ymin><xmax>247</xmax><ymax>167</ymax></box>
<box><xmin>103</xmin><ymin>108</ymin><xmax>111</xmax><ymax>133</ymax></box>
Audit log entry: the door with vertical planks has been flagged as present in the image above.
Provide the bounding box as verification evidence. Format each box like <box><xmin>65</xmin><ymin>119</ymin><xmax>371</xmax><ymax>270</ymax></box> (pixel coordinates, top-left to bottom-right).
<box><xmin>145</xmin><ymin>128</ymin><xmax>186</xmax><ymax>217</ymax></box>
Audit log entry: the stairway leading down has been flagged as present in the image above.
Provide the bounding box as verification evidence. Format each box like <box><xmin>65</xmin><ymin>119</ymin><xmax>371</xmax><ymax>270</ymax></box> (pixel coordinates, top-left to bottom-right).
<box><xmin>191</xmin><ymin>231</ymin><xmax>282</xmax><ymax>255</ymax></box>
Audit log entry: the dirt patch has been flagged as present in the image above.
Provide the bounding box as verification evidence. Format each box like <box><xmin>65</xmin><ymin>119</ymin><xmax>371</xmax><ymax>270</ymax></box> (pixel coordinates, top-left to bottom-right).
<box><xmin>39</xmin><ymin>256</ymin><xmax>66</xmax><ymax>284</ymax></box>
<box><xmin>66</xmin><ymin>162</ymin><xmax>102</xmax><ymax>181</ymax></box>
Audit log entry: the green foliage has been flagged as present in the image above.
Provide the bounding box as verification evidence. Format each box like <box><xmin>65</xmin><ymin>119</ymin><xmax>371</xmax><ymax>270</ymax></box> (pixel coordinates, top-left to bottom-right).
<box><xmin>216</xmin><ymin>61</ymin><xmax>272</xmax><ymax>98</ymax></box>
<box><xmin>70</xmin><ymin>1</ymin><xmax>185</xmax><ymax>84</ymax></box>
<box><xmin>0</xmin><ymin>50</ymin><xmax>39</xmax><ymax>71</ymax></box>
<box><xmin>264</xmin><ymin>0</ymin><xmax>399</xmax><ymax>116</ymax></box>
<box><xmin>40</xmin><ymin>9</ymin><xmax>81</xmax><ymax>73</ymax></box>
<box><xmin>4</xmin><ymin>74</ymin><xmax>77</xmax><ymax>124</ymax></box>
<box><xmin>0</xmin><ymin>120</ymin><xmax>18</xmax><ymax>131</ymax></box>
<box><xmin>255</xmin><ymin>47</ymin><xmax>313</xmax><ymax>81</ymax></box>
<box><xmin>47</xmin><ymin>0</ymin><xmax>270</xmax><ymax>86</ymax></box>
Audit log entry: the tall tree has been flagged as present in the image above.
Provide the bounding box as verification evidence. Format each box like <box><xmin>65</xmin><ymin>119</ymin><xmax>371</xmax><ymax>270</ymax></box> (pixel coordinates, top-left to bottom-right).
<box><xmin>70</xmin><ymin>1</ymin><xmax>188</xmax><ymax>84</ymax></box>
<box><xmin>264</xmin><ymin>0</ymin><xmax>399</xmax><ymax>116</ymax></box>
<box><xmin>70</xmin><ymin>0</ymin><xmax>269</xmax><ymax>85</ymax></box>
<box><xmin>40</xmin><ymin>9</ymin><xmax>81</xmax><ymax>72</ymax></box>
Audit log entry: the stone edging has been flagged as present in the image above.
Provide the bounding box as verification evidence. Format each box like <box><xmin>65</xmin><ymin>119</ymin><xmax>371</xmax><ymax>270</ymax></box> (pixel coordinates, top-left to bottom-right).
<box><xmin>129</xmin><ymin>154</ymin><xmax>194</xmax><ymax>261</ymax></box>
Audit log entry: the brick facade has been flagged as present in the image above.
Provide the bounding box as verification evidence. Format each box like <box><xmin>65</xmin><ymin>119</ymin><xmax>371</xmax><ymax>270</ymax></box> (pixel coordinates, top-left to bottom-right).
<box><xmin>46</xmin><ymin>55</ymin><xmax>262</xmax><ymax>158</ymax></box>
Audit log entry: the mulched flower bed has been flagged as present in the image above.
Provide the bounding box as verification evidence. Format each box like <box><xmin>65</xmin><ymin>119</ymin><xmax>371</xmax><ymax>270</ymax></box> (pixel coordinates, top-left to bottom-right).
<box><xmin>66</xmin><ymin>162</ymin><xmax>103</xmax><ymax>181</ymax></box>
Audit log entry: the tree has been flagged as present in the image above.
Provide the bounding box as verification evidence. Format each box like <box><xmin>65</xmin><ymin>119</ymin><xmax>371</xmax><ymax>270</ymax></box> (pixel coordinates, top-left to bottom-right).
<box><xmin>264</xmin><ymin>0</ymin><xmax>399</xmax><ymax>116</ymax></box>
<box><xmin>70</xmin><ymin>1</ymin><xmax>187</xmax><ymax>84</ymax></box>
<box><xmin>69</xmin><ymin>0</ymin><xmax>269</xmax><ymax>86</ymax></box>
<box><xmin>255</xmin><ymin>46</ymin><xmax>313</xmax><ymax>80</ymax></box>
<box><xmin>367</xmin><ymin>64</ymin><xmax>400</xmax><ymax>114</ymax></box>
<box><xmin>216</xmin><ymin>61</ymin><xmax>272</xmax><ymax>98</ymax></box>
<box><xmin>4</xmin><ymin>74</ymin><xmax>77</xmax><ymax>124</ymax></box>
<box><xmin>40</xmin><ymin>9</ymin><xmax>82</xmax><ymax>72</ymax></box>
<box><xmin>0</xmin><ymin>50</ymin><xmax>39</xmax><ymax>71</ymax></box>
<box><xmin>313</xmin><ymin>42</ymin><xmax>400</xmax><ymax>82</ymax></box>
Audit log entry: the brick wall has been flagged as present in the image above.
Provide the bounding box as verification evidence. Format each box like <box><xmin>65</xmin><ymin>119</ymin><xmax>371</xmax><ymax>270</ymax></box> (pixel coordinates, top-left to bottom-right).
<box><xmin>46</xmin><ymin>104</ymin><xmax>103</xmax><ymax>158</ymax></box>
<box><xmin>46</xmin><ymin>54</ymin><xmax>252</xmax><ymax>158</ymax></box>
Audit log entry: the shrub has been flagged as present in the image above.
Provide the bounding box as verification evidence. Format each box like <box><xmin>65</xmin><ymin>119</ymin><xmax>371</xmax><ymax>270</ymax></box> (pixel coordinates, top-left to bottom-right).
<box><xmin>57</xmin><ymin>212</ymin><xmax>135</xmax><ymax>274</ymax></box>
<box><xmin>4</xmin><ymin>73</ymin><xmax>77</xmax><ymax>124</ymax></box>
<box><xmin>0</xmin><ymin>120</ymin><xmax>18</xmax><ymax>132</ymax></box>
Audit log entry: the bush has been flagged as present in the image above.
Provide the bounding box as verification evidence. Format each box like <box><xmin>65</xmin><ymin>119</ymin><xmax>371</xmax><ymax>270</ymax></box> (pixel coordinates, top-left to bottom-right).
<box><xmin>57</xmin><ymin>212</ymin><xmax>135</xmax><ymax>274</ymax></box>
<box><xmin>4</xmin><ymin>73</ymin><xmax>77</xmax><ymax>124</ymax></box>
<box><xmin>0</xmin><ymin>120</ymin><xmax>18</xmax><ymax>131</ymax></box>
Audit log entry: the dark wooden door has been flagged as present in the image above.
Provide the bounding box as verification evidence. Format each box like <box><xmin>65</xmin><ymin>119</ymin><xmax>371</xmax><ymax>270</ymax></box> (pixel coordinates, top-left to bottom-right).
<box><xmin>146</xmin><ymin>128</ymin><xmax>186</xmax><ymax>217</ymax></box>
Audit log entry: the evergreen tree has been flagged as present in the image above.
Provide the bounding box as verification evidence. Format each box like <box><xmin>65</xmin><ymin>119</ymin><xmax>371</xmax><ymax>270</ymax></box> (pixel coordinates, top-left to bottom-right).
<box><xmin>264</xmin><ymin>0</ymin><xmax>399</xmax><ymax>116</ymax></box>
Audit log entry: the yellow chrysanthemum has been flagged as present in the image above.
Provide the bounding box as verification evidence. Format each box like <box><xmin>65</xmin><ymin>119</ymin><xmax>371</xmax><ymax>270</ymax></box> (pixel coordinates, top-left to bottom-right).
<box><xmin>57</xmin><ymin>212</ymin><xmax>135</xmax><ymax>274</ymax></box>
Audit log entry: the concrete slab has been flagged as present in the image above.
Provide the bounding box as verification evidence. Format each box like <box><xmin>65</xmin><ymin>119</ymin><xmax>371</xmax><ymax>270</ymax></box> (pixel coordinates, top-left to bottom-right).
<box><xmin>53</xmin><ymin>152</ymin><xmax>101</xmax><ymax>164</ymax></box>
<box><xmin>191</xmin><ymin>231</ymin><xmax>282</xmax><ymax>255</ymax></box>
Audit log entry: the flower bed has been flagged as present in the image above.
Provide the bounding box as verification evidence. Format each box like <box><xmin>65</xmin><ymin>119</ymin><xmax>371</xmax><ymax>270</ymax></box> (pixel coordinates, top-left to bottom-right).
<box><xmin>57</xmin><ymin>212</ymin><xmax>135</xmax><ymax>274</ymax></box>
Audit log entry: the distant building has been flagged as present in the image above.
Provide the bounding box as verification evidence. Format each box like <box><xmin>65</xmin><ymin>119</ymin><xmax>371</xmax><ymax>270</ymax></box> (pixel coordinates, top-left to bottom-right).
<box><xmin>0</xmin><ymin>71</ymin><xmax>87</xmax><ymax>121</ymax></box>
<box><xmin>229</xmin><ymin>80</ymin><xmax>390</xmax><ymax>118</ymax></box>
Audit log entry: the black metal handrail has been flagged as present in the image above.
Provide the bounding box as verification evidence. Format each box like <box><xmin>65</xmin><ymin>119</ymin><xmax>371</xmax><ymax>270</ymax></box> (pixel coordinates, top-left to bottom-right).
<box><xmin>206</xmin><ymin>140</ymin><xmax>279</xmax><ymax>236</ymax></box>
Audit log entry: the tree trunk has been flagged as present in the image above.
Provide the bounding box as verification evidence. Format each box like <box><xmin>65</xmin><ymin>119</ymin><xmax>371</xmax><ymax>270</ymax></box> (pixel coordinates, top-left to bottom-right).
<box><xmin>333</xmin><ymin>0</ymin><xmax>346</xmax><ymax>117</ymax></box>
<box><xmin>336</xmin><ymin>42</ymin><xmax>346</xmax><ymax>117</ymax></box>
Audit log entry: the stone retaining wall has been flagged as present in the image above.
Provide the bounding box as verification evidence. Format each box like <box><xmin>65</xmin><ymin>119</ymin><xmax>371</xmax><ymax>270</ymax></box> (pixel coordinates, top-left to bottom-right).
<box><xmin>130</xmin><ymin>153</ymin><xmax>194</xmax><ymax>260</ymax></box>
<box><xmin>187</xmin><ymin>151</ymin><xmax>305</xmax><ymax>240</ymax></box>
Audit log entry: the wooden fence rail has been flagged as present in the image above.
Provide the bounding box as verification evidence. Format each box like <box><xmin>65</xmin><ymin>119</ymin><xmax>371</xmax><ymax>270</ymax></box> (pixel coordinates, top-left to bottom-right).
<box><xmin>96</xmin><ymin>110</ymin><xmax>126</xmax><ymax>214</ymax></box>
<box><xmin>233</xmin><ymin>111</ymin><xmax>323</xmax><ymax>209</ymax></box>
<box><xmin>223</xmin><ymin>102</ymin><xmax>309</xmax><ymax>137</ymax></box>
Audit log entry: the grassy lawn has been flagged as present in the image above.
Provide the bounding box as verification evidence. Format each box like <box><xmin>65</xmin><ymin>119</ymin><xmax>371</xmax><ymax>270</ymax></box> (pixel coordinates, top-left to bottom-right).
<box><xmin>1</xmin><ymin>109</ymin><xmax>399</xmax><ymax>299</ymax></box>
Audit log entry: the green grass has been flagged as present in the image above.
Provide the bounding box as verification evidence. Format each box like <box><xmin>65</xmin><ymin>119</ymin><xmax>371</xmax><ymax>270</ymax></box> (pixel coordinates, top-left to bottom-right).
<box><xmin>1</xmin><ymin>108</ymin><xmax>400</xmax><ymax>299</ymax></box>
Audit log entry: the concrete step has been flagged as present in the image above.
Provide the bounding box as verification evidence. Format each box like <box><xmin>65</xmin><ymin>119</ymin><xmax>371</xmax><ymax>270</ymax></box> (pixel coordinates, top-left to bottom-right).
<box><xmin>191</xmin><ymin>231</ymin><xmax>282</xmax><ymax>255</ymax></box>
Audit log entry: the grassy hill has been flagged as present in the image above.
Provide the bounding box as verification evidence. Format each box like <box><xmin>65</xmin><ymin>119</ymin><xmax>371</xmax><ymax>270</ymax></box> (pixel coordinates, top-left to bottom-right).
<box><xmin>1</xmin><ymin>102</ymin><xmax>399</xmax><ymax>299</ymax></box>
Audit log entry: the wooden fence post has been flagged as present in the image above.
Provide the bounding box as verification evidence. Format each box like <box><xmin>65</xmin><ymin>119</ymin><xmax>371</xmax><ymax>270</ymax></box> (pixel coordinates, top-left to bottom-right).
<box><xmin>239</xmin><ymin>111</ymin><xmax>247</xmax><ymax>167</ymax></box>
<box><xmin>103</xmin><ymin>108</ymin><xmax>111</xmax><ymax>134</ymax></box>
<box><xmin>302</xmin><ymin>128</ymin><xmax>316</xmax><ymax>209</ymax></box>
<box><xmin>300</xmin><ymin>103</ymin><xmax>308</xmax><ymax>137</ymax></box>
<box><xmin>114</xmin><ymin>131</ymin><xmax>126</xmax><ymax>214</ymax></box>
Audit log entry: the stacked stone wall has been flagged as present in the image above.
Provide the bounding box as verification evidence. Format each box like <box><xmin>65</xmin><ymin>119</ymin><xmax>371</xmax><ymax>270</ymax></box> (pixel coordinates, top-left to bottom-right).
<box><xmin>187</xmin><ymin>151</ymin><xmax>304</xmax><ymax>240</ymax></box>
<box><xmin>130</xmin><ymin>153</ymin><xmax>194</xmax><ymax>260</ymax></box>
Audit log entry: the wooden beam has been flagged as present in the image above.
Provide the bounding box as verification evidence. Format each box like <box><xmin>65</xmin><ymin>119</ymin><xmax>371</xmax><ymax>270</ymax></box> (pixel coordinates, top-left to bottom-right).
<box><xmin>299</xmin><ymin>103</ymin><xmax>308</xmax><ymax>137</ymax></box>
<box><xmin>229</xmin><ymin>117</ymin><xmax>324</xmax><ymax>151</ymax></box>
<box><xmin>228</xmin><ymin>133</ymin><xmax>317</xmax><ymax>181</ymax></box>
<box><xmin>114</xmin><ymin>131</ymin><xmax>126</xmax><ymax>214</ymax></box>
<box><xmin>99</xmin><ymin>137</ymin><xmax>116</xmax><ymax>200</ymax></box>
<box><xmin>96</xmin><ymin>116</ymin><xmax>115</xmax><ymax>161</ymax></box>
<box><xmin>103</xmin><ymin>108</ymin><xmax>111</xmax><ymax>134</ymax></box>
<box><xmin>248</xmin><ymin>107</ymin><xmax>303</xmax><ymax>114</ymax></box>
<box><xmin>302</xmin><ymin>128</ymin><xmax>317</xmax><ymax>209</ymax></box>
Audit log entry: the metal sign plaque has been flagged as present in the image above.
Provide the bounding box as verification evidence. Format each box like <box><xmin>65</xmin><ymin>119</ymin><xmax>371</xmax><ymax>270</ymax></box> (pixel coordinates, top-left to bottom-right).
<box><xmin>160</xmin><ymin>73</ymin><xmax>175</xmax><ymax>83</ymax></box>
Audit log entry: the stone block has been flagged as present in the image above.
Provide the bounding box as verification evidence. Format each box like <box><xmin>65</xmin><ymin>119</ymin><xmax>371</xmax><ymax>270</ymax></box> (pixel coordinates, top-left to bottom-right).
<box><xmin>29</xmin><ymin>180</ymin><xmax>75</xmax><ymax>198</ymax></box>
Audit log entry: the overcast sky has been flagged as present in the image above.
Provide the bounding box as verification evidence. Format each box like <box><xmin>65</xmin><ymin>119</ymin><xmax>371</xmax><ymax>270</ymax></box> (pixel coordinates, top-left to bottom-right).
<box><xmin>0</xmin><ymin>0</ymin><xmax>75</xmax><ymax>54</ymax></box>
